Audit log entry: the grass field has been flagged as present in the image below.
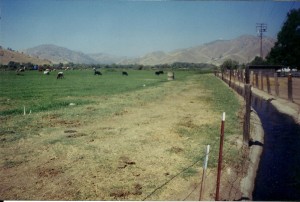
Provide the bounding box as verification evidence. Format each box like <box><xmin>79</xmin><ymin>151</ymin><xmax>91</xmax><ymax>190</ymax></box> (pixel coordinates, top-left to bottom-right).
<box><xmin>0</xmin><ymin>69</ymin><xmax>183</xmax><ymax>115</ymax></box>
<box><xmin>0</xmin><ymin>69</ymin><xmax>245</xmax><ymax>200</ymax></box>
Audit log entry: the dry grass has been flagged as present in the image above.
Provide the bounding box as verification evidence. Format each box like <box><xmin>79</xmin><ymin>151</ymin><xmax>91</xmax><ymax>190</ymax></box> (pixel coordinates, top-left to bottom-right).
<box><xmin>0</xmin><ymin>73</ymin><xmax>244</xmax><ymax>200</ymax></box>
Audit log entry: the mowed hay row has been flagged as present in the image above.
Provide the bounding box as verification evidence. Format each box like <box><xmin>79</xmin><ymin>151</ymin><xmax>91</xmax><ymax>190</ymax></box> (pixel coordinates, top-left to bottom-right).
<box><xmin>0</xmin><ymin>72</ymin><xmax>244</xmax><ymax>200</ymax></box>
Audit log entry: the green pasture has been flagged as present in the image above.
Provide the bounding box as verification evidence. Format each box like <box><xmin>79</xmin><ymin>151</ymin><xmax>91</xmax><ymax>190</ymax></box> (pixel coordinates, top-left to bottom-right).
<box><xmin>0</xmin><ymin>69</ymin><xmax>193</xmax><ymax>115</ymax></box>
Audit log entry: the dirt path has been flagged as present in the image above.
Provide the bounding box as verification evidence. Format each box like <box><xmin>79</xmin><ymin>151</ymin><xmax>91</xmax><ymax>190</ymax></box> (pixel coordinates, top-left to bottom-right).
<box><xmin>0</xmin><ymin>75</ymin><xmax>246</xmax><ymax>200</ymax></box>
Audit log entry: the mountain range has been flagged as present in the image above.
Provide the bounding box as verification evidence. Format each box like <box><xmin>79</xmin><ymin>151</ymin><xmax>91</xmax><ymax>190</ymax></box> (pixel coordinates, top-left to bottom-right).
<box><xmin>23</xmin><ymin>44</ymin><xmax>97</xmax><ymax>64</ymax></box>
<box><xmin>122</xmin><ymin>35</ymin><xmax>276</xmax><ymax>65</ymax></box>
<box><xmin>4</xmin><ymin>35</ymin><xmax>276</xmax><ymax>66</ymax></box>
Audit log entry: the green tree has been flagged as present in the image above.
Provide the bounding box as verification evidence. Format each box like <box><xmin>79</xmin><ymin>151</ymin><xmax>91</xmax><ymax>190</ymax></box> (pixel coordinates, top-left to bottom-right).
<box><xmin>220</xmin><ymin>59</ymin><xmax>239</xmax><ymax>72</ymax></box>
<box><xmin>266</xmin><ymin>8</ymin><xmax>300</xmax><ymax>67</ymax></box>
<box><xmin>23</xmin><ymin>62</ymin><xmax>34</xmax><ymax>69</ymax></box>
<box><xmin>7</xmin><ymin>61</ymin><xmax>20</xmax><ymax>70</ymax></box>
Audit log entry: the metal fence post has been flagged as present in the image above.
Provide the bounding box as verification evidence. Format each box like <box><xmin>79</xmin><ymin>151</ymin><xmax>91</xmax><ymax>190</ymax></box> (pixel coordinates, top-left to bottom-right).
<box><xmin>215</xmin><ymin>112</ymin><xmax>225</xmax><ymax>201</ymax></box>
<box><xmin>199</xmin><ymin>145</ymin><xmax>210</xmax><ymax>201</ymax></box>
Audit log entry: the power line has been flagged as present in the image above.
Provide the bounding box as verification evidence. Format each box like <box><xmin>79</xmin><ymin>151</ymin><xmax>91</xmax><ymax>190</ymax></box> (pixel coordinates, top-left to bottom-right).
<box><xmin>256</xmin><ymin>23</ymin><xmax>267</xmax><ymax>58</ymax></box>
<box><xmin>290</xmin><ymin>1</ymin><xmax>296</xmax><ymax>10</ymax></box>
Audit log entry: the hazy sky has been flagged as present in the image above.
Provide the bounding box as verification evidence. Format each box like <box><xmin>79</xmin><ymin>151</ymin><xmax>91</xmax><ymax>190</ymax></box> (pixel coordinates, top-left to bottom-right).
<box><xmin>1</xmin><ymin>0</ymin><xmax>299</xmax><ymax>57</ymax></box>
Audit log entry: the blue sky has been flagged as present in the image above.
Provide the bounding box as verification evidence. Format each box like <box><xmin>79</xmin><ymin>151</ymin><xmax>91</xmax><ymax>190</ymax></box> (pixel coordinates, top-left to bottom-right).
<box><xmin>1</xmin><ymin>0</ymin><xmax>299</xmax><ymax>57</ymax></box>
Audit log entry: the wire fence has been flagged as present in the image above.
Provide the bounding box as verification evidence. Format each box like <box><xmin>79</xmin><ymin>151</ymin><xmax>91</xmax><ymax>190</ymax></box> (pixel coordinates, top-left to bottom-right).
<box><xmin>141</xmin><ymin>73</ymin><xmax>256</xmax><ymax>201</ymax></box>
<box><xmin>141</xmin><ymin>126</ymin><xmax>248</xmax><ymax>201</ymax></box>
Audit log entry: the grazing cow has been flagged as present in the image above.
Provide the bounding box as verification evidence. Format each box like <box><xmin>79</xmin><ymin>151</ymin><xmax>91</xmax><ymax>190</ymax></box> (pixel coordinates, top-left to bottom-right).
<box><xmin>155</xmin><ymin>70</ymin><xmax>164</xmax><ymax>75</ymax></box>
<box><xmin>43</xmin><ymin>70</ymin><xmax>50</xmax><ymax>75</ymax></box>
<box><xmin>16</xmin><ymin>68</ymin><xmax>25</xmax><ymax>73</ymax></box>
<box><xmin>94</xmin><ymin>70</ymin><xmax>102</xmax><ymax>75</ymax></box>
<box><xmin>16</xmin><ymin>68</ymin><xmax>25</xmax><ymax>75</ymax></box>
<box><xmin>57</xmin><ymin>72</ymin><xmax>64</xmax><ymax>79</ymax></box>
<box><xmin>122</xmin><ymin>71</ymin><xmax>128</xmax><ymax>76</ymax></box>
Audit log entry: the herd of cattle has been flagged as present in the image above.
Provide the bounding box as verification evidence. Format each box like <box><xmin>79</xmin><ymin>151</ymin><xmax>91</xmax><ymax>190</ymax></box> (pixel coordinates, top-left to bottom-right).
<box><xmin>93</xmin><ymin>69</ymin><xmax>164</xmax><ymax>77</ymax></box>
<box><xmin>16</xmin><ymin>67</ymin><xmax>164</xmax><ymax>79</ymax></box>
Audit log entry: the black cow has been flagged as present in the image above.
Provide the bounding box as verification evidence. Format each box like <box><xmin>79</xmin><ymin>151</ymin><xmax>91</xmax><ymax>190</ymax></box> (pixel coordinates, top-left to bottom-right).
<box><xmin>122</xmin><ymin>71</ymin><xmax>128</xmax><ymax>76</ymax></box>
<box><xmin>94</xmin><ymin>71</ymin><xmax>102</xmax><ymax>75</ymax></box>
<box><xmin>155</xmin><ymin>70</ymin><xmax>164</xmax><ymax>75</ymax></box>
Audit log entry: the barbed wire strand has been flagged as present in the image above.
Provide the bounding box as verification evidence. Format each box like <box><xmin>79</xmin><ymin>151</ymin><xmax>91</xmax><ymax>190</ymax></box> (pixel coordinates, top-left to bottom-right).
<box><xmin>141</xmin><ymin>157</ymin><xmax>203</xmax><ymax>200</ymax></box>
<box><xmin>143</xmin><ymin>106</ymin><xmax>247</xmax><ymax>201</ymax></box>
<box><xmin>182</xmin><ymin>135</ymin><xmax>249</xmax><ymax>200</ymax></box>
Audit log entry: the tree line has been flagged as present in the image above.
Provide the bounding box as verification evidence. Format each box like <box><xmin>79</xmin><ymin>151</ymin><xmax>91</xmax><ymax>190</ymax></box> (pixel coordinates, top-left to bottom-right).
<box><xmin>0</xmin><ymin>61</ymin><xmax>217</xmax><ymax>71</ymax></box>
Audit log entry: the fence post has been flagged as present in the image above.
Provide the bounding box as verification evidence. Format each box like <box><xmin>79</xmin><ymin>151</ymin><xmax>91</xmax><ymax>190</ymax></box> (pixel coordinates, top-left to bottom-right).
<box><xmin>245</xmin><ymin>66</ymin><xmax>250</xmax><ymax>84</ymax></box>
<box><xmin>260</xmin><ymin>71</ymin><xmax>264</xmax><ymax>91</ymax></box>
<box><xmin>229</xmin><ymin>69</ymin><xmax>232</xmax><ymax>87</ymax></box>
<box><xmin>266</xmin><ymin>74</ymin><xmax>271</xmax><ymax>94</ymax></box>
<box><xmin>238</xmin><ymin>70</ymin><xmax>240</xmax><ymax>87</ymax></box>
<box><xmin>234</xmin><ymin>70</ymin><xmax>237</xmax><ymax>83</ymax></box>
<box><xmin>221</xmin><ymin>70</ymin><xmax>224</xmax><ymax>81</ymax></box>
<box><xmin>243</xmin><ymin>66</ymin><xmax>251</xmax><ymax>144</ymax></box>
<box><xmin>215</xmin><ymin>112</ymin><xmax>225</xmax><ymax>201</ymax></box>
<box><xmin>288</xmin><ymin>74</ymin><xmax>293</xmax><ymax>101</ymax></box>
<box><xmin>241</xmin><ymin>70</ymin><xmax>245</xmax><ymax>83</ymax></box>
<box><xmin>243</xmin><ymin>84</ymin><xmax>251</xmax><ymax>145</ymax></box>
<box><xmin>255</xmin><ymin>73</ymin><xmax>259</xmax><ymax>88</ymax></box>
<box><xmin>274</xmin><ymin>73</ymin><xmax>279</xmax><ymax>97</ymax></box>
<box><xmin>199</xmin><ymin>145</ymin><xmax>210</xmax><ymax>201</ymax></box>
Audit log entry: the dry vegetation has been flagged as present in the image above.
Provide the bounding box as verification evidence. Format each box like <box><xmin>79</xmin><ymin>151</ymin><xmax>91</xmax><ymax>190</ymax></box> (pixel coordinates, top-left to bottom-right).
<box><xmin>0</xmin><ymin>48</ymin><xmax>51</xmax><ymax>65</ymax></box>
<box><xmin>0</xmin><ymin>71</ymin><xmax>246</xmax><ymax>200</ymax></box>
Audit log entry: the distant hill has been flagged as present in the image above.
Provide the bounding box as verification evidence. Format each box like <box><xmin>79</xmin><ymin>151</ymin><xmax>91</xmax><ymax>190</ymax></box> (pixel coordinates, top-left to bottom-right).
<box><xmin>0</xmin><ymin>47</ymin><xmax>51</xmax><ymax>65</ymax></box>
<box><xmin>87</xmin><ymin>53</ymin><xmax>128</xmax><ymax>64</ymax></box>
<box><xmin>23</xmin><ymin>44</ymin><xmax>97</xmax><ymax>64</ymax></box>
<box><xmin>20</xmin><ymin>35</ymin><xmax>276</xmax><ymax>65</ymax></box>
<box><xmin>120</xmin><ymin>35</ymin><xmax>276</xmax><ymax>65</ymax></box>
<box><xmin>24</xmin><ymin>44</ymin><xmax>131</xmax><ymax>64</ymax></box>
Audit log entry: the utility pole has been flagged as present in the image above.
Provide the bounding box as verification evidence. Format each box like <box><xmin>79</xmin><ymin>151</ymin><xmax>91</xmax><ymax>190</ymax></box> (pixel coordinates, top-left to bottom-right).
<box><xmin>256</xmin><ymin>23</ymin><xmax>267</xmax><ymax>58</ymax></box>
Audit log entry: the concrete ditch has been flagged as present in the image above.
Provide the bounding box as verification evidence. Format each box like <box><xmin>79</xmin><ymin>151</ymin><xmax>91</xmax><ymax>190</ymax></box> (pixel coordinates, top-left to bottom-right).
<box><xmin>240</xmin><ymin>109</ymin><xmax>264</xmax><ymax>200</ymax></box>
<box><xmin>235</xmin><ymin>82</ymin><xmax>300</xmax><ymax>200</ymax></box>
